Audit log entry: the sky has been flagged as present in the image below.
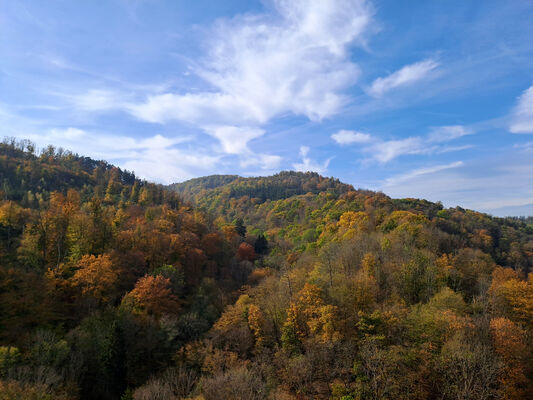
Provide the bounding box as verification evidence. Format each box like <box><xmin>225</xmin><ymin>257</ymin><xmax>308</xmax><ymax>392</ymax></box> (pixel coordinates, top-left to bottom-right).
<box><xmin>1</xmin><ymin>0</ymin><xmax>533</xmax><ymax>216</ymax></box>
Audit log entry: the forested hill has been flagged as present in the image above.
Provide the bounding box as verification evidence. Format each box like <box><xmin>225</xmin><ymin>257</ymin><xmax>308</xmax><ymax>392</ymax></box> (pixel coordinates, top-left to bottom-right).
<box><xmin>2</xmin><ymin>138</ymin><xmax>533</xmax><ymax>399</ymax></box>
<box><xmin>171</xmin><ymin>171</ymin><xmax>532</xmax><ymax>272</ymax></box>
<box><xmin>0</xmin><ymin>138</ymin><xmax>178</xmax><ymax>208</ymax></box>
<box><xmin>166</xmin><ymin>171</ymin><xmax>533</xmax><ymax>400</ymax></box>
<box><xmin>0</xmin><ymin>139</ymin><xmax>255</xmax><ymax>399</ymax></box>
<box><xmin>170</xmin><ymin>171</ymin><xmax>354</xmax><ymax>204</ymax></box>
<box><xmin>169</xmin><ymin>175</ymin><xmax>240</xmax><ymax>201</ymax></box>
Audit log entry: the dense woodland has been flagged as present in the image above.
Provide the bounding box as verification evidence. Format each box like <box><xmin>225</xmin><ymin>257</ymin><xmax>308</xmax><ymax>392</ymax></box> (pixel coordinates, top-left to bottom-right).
<box><xmin>1</xmin><ymin>138</ymin><xmax>533</xmax><ymax>399</ymax></box>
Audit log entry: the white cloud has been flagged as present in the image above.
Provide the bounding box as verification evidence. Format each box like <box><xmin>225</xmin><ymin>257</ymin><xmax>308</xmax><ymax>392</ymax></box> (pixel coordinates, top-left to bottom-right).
<box><xmin>204</xmin><ymin>125</ymin><xmax>265</xmax><ymax>154</ymax></box>
<box><xmin>333</xmin><ymin>123</ymin><xmax>473</xmax><ymax>163</ymax></box>
<box><xmin>368</xmin><ymin>136</ymin><xmax>429</xmax><ymax>163</ymax></box>
<box><xmin>126</xmin><ymin>0</ymin><xmax>373</xmax><ymax>155</ymax></box>
<box><xmin>517</xmin><ymin>142</ymin><xmax>533</xmax><ymax>152</ymax></box>
<box><xmin>300</xmin><ymin>146</ymin><xmax>310</xmax><ymax>157</ymax></box>
<box><xmin>436</xmin><ymin>144</ymin><xmax>474</xmax><ymax>153</ymax></box>
<box><xmin>383</xmin><ymin>161</ymin><xmax>464</xmax><ymax>186</ymax></box>
<box><xmin>374</xmin><ymin>154</ymin><xmax>533</xmax><ymax>215</ymax></box>
<box><xmin>47</xmin><ymin>1</ymin><xmax>373</xmax><ymax>172</ymax></box>
<box><xmin>126</xmin><ymin>92</ymin><xmax>258</xmax><ymax>126</ymax></box>
<box><xmin>240</xmin><ymin>153</ymin><xmax>283</xmax><ymax>170</ymax></box>
<box><xmin>368</xmin><ymin>59</ymin><xmax>439</xmax><ymax>97</ymax></box>
<box><xmin>71</xmin><ymin>89</ymin><xmax>128</xmax><ymax>112</ymax></box>
<box><xmin>292</xmin><ymin>146</ymin><xmax>331</xmax><ymax>174</ymax></box>
<box><xmin>427</xmin><ymin>125</ymin><xmax>472</xmax><ymax>142</ymax></box>
<box><xmin>331</xmin><ymin>129</ymin><xmax>373</xmax><ymax>144</ymax></box>
<box><xmin>509</xmin><ymin>85</ymin><xmax>533</xmax><ymax>133</ymax></box>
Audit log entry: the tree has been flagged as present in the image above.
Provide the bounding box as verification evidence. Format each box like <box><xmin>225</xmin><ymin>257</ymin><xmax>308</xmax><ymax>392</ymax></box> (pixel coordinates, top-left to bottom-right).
<box><xmin>235</xmin><ymin>218</ymin><xmax>246</xmax><ymax>237</ymax></box>
<box><xmin>150</xmin><ymin>264</ymin><xmax>185</xmax><ymax>296</ymax></box>
<box><xmin>71</xmin><ymin>254</ymin><xmax>118</xmax><ymax>303</ymax></box>
<box><xmin>0</xmin><ymin>201</ymin><xmax>27</xmax><ymax>254</ymax></box>
<box><xmin>352</xmin><ymin>263</ymin><xmax>378</xmax><ymax>312</ymax></box>
<box><xmin>247</xmin><ymin>304</ymin><xmax>265</xmax><ymax>348</ymax></box>
<box><xmin>253</xmin><ymin>234</ymin><xmax>268</xmax><ymax>255</ymax></box>
<box><xmin>436</xmin><ymin>336</ymin><xmax>501</xmax><ymax>400</ymax></box>
<box><xmin>201</xmin><ymin>366</ymin><xmax>265</xmax><ymax>400</ymax></box>
<box><xmin>124</xmin><ymin>275</ymin><xmax>180</xmax><ymax>316</ymax></box>
<box><xmin>490</xmin><ymin>317</ymin><xmax>530</xmax><ymax>399</ymax></box>
<box><xmin>489</xmin><ymin>267</ymin><xmax>533</xmax><ymax>327</ymax></box>
<box><xmin>237</xmin><ymin>242</ymin><xmax>256</xmax><ymax>262</ymax></box>
<box><xmin>282</xmin><ymin>283</ymin><xmax>341</xmax><ymax>352</ymax></box>
<box><xmin>397</xmin><ymin>253</ymin><xmax>439</xmax><ymax>304</ymax></box>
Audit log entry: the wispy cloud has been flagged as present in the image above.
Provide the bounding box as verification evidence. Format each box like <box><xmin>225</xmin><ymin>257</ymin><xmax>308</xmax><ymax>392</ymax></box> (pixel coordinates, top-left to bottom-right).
<box><xmin>517</xmin><ymin>142</ymin><xmax>533</xmax><ymax>152</ymax></box>
<box><xmin>509</xmin><ymin>85</ymin><xmax>533</xmax><ymax>134</ymax></box>
<box><xmin>331</xmin><ymin>129</ymin><xmax>373</xmax><ymax>144</ymax></box>
<box><xmin>293</xmin><ymin>146</ymin><xmax>332</xmax><ymax>174</ymax></box>
<box><xmin>383</xmin><ymin>161</ymin><xmax>464</xmax><ymax>186</ymax></box>
<box><xmin>203</xmin><ymin>126</ymin><xmax>265</xmax><ymax>155</ymax></box>
<box><xmin>368</xmin><ymin>136</ymin><xmax>428</xmax><ymax>163</ymax></box>
<box><xmin>368</xmin><ymin>58</ymin><xmax>439</xmax><ymax>97</ymax></box>
<box><xmin>240</xmin><ymin>153</ymin><xmax>283</xmax><ymax>170</ymax></box>
<box><xmin>436</xmin><ymin>144</ymin><xmax>474</xmax><ymax>154</ymax></box>
<box><xmin>376</xmin><ymin>154</ymin><xmax>533</xmax><ymax>215</ymax></box>
<box><xmin>125</xmin><ymin>0</ymin><xmax>373</xmax><ymax>156</ymax></box>
<box><xmin>427</xmin><ymin>125</ymin><xmax>472</xmax><ymax>142</ymax></box>
<box><xmin>68</xmin><ymin>89</ymin><xmax>130</xmax><ymax>112</ymax></box>
<box><xmin>332</xmin><ymin>124</ymin><xmax>473</xmax><ymax>163</ymax></box>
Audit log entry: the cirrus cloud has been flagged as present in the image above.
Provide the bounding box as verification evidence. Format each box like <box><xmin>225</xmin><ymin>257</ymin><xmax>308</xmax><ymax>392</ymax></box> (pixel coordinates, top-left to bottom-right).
<box><xmin>509</xmin><ymin>85</ymin><xmax>533</xmax><ymax>134</ymax></box>
<box><xmin>368</xmin><ymin>58</ymin><xmax>439</xmax><ymax>97</ymax></box>
<box><xmin>332</xmin><ymin>124</ymin><xmax>474</xmax><ymax>163</ymax></box>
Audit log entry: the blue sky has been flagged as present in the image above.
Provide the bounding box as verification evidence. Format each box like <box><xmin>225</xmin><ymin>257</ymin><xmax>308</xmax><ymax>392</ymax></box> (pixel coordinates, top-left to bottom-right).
<box><xmin>1</xmin><ymin>0</ymin><xmax>533</xmax><ymax>216</ymax></box>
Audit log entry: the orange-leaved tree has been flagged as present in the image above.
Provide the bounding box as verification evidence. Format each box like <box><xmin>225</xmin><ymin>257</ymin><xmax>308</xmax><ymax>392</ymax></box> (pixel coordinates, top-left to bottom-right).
<box><xmin>124</xmin><ymin>275</ymin><xmax>180</xmax><ymax>316</ymax></box>
<box><xmin>71</xmin><ymin>254</ymin><xmax>118</xmax><ymax>303</ymax></box>
<box><xmin>490</xmin><ymin>317</ymin><xmax>530</xmax><ymax>399</ymax></box>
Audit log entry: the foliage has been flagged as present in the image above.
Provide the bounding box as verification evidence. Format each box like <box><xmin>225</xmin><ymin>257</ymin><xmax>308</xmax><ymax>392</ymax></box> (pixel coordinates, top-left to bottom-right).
<box><xmin>1</xmin><ymin>139</ymin><xmax>533</xmax><ymax>399</ymax></box>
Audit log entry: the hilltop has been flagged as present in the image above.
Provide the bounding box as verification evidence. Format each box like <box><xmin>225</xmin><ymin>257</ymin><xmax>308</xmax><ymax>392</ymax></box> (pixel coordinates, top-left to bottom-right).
<box><xmin>170</xmin><ymin>171</ymin><xmax>354</xmax><ymax>203</ymax></box>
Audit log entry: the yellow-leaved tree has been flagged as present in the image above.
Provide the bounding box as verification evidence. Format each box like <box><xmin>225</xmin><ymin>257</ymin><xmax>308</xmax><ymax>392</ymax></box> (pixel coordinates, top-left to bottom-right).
<box><xmin>282</xmin><ymin>283</ymin><xmax>341</xmax><ymax>353</ymax></box>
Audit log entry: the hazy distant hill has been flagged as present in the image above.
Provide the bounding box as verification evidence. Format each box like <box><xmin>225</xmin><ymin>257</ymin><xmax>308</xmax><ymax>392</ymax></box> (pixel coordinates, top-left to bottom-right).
<box><xmin>482</xmin><ymin>203</ymin><xmax>533</xmax><ymax>218</ymax></box>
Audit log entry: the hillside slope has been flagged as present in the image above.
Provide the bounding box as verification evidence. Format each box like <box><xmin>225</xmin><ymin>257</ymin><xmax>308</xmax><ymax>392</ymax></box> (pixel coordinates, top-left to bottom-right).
<box><xmin>0</xmin><ymin>139</ymin><xmax>250</xmax><ymax>399</ymax></box>
<box><xmin>172</xmin><ymin>172</ymin><xmax>532</xmax><ymax>271</ymax></box>
<box><xmin>1</xmin><ymin>139</ymin><xmax>533</xmax><ymax>399</ymax></box>
<box><xmin>165</xmin><ymin>170</ymin><xmax>533</xmax><ymax>399</ymax></box>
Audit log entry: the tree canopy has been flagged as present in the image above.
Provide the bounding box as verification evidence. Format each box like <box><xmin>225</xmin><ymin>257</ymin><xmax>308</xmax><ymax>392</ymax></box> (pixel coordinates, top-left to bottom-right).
<box><xmin>0</xmin><ymin>138</ymin><xmax>532</xmax><ymax>399</ymax></box>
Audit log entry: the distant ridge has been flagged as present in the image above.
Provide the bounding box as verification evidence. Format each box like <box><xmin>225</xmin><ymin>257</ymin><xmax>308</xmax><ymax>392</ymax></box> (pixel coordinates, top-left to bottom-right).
<box><xmin>169</xmin><ymin>171</ymin><xmax>354</xmax><ymax>203</ymax></box>
<box><xmin>481</xmin><ymin>203</ymin><xmax>533</xmax><ymax>218</ymax></box>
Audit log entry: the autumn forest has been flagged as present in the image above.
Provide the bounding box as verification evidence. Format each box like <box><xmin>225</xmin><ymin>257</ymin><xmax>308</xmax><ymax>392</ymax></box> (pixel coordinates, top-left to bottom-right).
<box><xmin>0</xmin><ymin>138</ymin><xmax>532</xmax><ymax>400</ymax></box>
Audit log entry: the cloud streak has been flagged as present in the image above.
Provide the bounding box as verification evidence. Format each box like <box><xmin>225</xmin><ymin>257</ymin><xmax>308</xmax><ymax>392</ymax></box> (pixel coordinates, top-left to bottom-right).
<box><xmin>376</xmin><ymin>154</ymin><xmax>533</xmax><ymax>216</ymax></box>
<box><xmin>332</xmin><ymin>124</ymin><xmax>473</xmax><ymax>163</ymax></box>
<box><xmin>383</xmin><ymin>161</ymin><xmax>464</xmax><ymax>186</ymax></box>
<box><xmin>368</xmin><ymin>59</ymin><xmax>439</xmax><ymax>97</ymax></box>
<box><xmin>509</xmin><ymin>85</ymin><xmax>533</xmax><ymax>134</ymax></box>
